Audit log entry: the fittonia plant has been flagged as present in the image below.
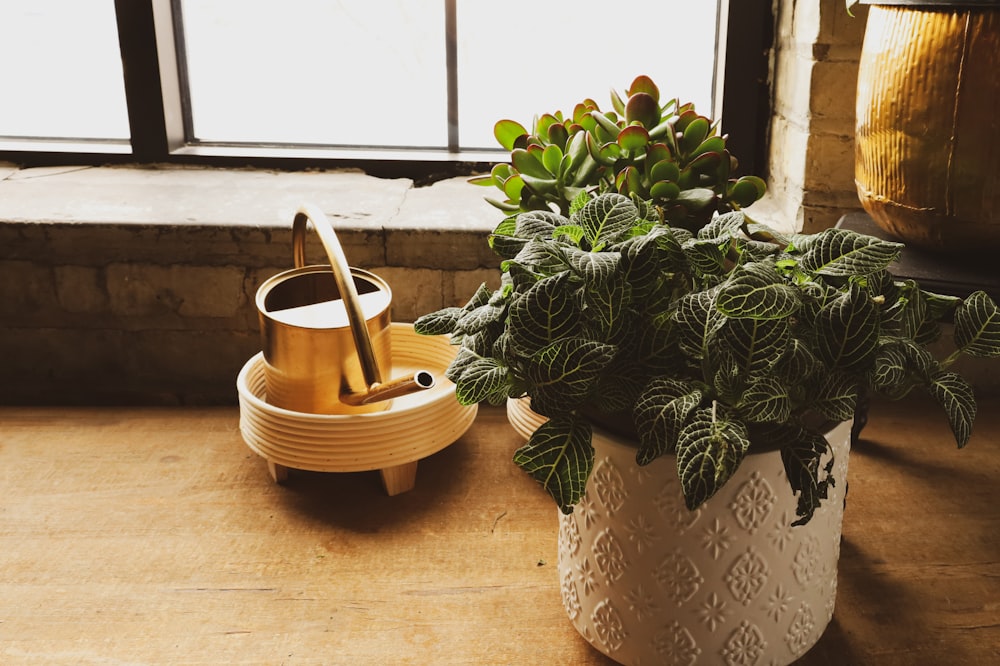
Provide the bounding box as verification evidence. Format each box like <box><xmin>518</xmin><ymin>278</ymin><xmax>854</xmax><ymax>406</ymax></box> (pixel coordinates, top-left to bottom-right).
<box><xmin>416</xmin><ymin>193</ymin><xmax>1000</xmax><ymax>525</ymax></box>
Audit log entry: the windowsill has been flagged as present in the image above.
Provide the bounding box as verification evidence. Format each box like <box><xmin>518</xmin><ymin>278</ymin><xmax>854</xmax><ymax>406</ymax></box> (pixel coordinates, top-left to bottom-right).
<box><xmin>0</xmin><ymin>161</ymin><xmax>501</xmax><ymax>271</ymax></box>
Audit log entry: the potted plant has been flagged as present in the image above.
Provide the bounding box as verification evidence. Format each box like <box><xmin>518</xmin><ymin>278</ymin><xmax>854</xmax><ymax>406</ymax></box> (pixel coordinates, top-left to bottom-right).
<box><xmin>470</xmin><ymin>74</ymin><xmax>766</xmax><ymax>233</ymax></box>
<box><xmin>415</xmin><ymin>79</ymin><xmax>1000</xmax><ymax>664</ymax></box>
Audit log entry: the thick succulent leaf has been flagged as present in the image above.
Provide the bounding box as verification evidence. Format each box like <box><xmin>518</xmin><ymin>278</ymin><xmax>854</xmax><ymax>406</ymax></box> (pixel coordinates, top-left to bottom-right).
<box><xmin>507</xmin><ymin>271</ymin><xmax>583</xmax><ymax>355</ymax></box>
<box><xmin>676</xmin><ymin>406</ymin><xmax>751</xmax><ymax>510</ymax></box>
<box><xmin>454</xmin><ymin>357</ymin><xmax>509</xmax><ymax>405</ymax></box>
<box><xmin>813</xmin><ymin>282</ymin><xmax>880</xmax><ymax>371</ymax></box>
<box><xmin>673</xmin><ymin>187</ymin><xmax>717</xmax><ymax>212</ymax></box>
<box><xmin>720</xmin><ymin>316</ymin><xmax>789</xmax><ymax>375</ymax></box>
<box><xmin>512</xmin><ymin>147</ymin><xmax>554</xmax><ymax>179</ymax></box>
<box><xmin>811</xmin><ymin>371</ymin><xmax>859</xmax><ymax>422</ymax></box>
<box><xmin>578</xmin><ymin>193</ymin><xmax>637</xmax><ymax>247</ymax></box>
<box><xmin>515</xmin><ymin>210</ymin><xmax>565</xmax><ymax>239</ymax></box>
<box><xmin>633</xmin><ymin>378</ymin><xmax>703</xmax><ymax>464</ymax></box>
<box><xmin>494</xmin><ymin>119</ymin><xmax>527</xmax><ymax>151</ymax></box>
<box><xmin>716</xmin><ymin>261</ymin><xmax>800</xmax><ymax>320</ymax></box>
<box><xmin>675</xmin><ymin>289</ymin><xmax>725</xmax><ymax>360</ymax></box>
<box><xmin>526</xmin><ymin>338</ymin><xmax>618</xmax><ymax>413</ymax></box>
<box><xmin>798</xmin><ymin>227</ymin><xmax>903</xmax><ymax>277</ymax></box>
<box><xmin>738</xmin><ymin>376</ymin><xmax>792</xmax><ymax>423</ymax></box>
<box><xmin>926</xmin><ymin>371</ymin><xmax>976</xmax><ymax>448</ymax></box>
<box><xmin>514</xmin><ymin>417</ymin><xmax>594</xmax><ymax>513</ymax></box>
<box><xmin>774</xmin><ymin>424</ymin><xmax>836</xmax><ymax>526</ymax></box>
<box><xmin>954</xmin><ymin>290</ymin><xmax>1000</xmax><ymax>358</ymax></box>
<box><xmin>414</xmin><ymin>306</ymin><xmax>463</xmax><ymax>336</ymax></box>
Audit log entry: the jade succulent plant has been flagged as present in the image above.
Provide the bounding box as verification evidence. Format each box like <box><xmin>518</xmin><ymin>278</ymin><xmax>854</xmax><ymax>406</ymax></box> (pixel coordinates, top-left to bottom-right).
<box><xmin>416</xmin><ymin>192</ymin><xmax>1000</xmax><ymax>525</ymax></box>
<box><xmin>470</xmin><ymin>75</ymin><xmax>766</xmax><ymax>233</ymax></box>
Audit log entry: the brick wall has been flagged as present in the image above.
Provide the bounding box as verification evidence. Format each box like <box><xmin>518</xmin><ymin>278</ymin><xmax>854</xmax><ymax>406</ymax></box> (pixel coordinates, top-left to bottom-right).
<box><xmin>764</xmin><ymin>0</ymin><xmax>868</xmax><ymax>233</ymax></box>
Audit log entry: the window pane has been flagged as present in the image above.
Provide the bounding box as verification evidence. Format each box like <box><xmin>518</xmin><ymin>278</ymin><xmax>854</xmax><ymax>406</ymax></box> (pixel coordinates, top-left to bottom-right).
<box><xmin>0</xmin><ymin>0</ymin><xmax>128</xmax><ymax>141</ymax></box>
<box><xmin>456</xmin><ymin>1</ymin><xmax>719</xmax><ymax>150</ymax></box>
<box><xmin>179</xmin><ymin>0</ymin><xmax>448</xmax><ymax>148</ymax></box>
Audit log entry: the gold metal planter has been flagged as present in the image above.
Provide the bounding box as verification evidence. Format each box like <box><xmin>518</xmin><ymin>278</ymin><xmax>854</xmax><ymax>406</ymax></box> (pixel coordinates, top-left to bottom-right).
<box><xmin>855</xmin><ymin>2</ymin><xmax>1000</xmax><ymax>252</ymax></box>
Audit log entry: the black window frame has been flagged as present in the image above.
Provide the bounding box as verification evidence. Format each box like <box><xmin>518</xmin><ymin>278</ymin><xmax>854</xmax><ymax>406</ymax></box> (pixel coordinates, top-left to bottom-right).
<box><xmin>0</xmin><ymin>0</ymin><xmax>773</xmax><ymax>183</ymax></box>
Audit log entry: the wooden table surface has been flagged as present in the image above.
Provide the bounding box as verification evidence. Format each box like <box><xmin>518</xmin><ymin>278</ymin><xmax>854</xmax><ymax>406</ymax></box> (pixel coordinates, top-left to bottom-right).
<box><xmin>1</xmin><ymin>399</ymin><xmax>998</xmax><ymax>665</ymax></box>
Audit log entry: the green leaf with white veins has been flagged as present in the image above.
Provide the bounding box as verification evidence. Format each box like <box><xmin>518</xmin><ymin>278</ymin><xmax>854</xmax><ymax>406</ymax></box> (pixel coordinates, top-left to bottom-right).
<box><xmin>675</xmin><ymin>289</ymin><xmax>725</xmax><ymax>360</ymax></box>
<box><xmin>413</xmin><ymin>307</ymin><xmax>462</xmax><ymax>336</ymax></box>
<box><xmin>509</xmin><ymin>238</ymin><xmax>571</xmax><ymax>276</ymax></box>
<box><xmin>514</xmin><ymin>417</ymin><xmax>594</xmax><ymax>513</ymax></box>
<box><xmin>721</xmin><ymin>316</ymin><xmax>790</xmax><ymax>375</ymax></box>
<box><xmin>578</xmin><ymin>193</ymin><xmax>636</xmax><ymax>247</ymax></box>
<box><xmin>633</xmin><ymin>378</ymin><xmax>703</xmax><ymax>463</ymax></box>
<box><xmin>813</xmin><ymin>282</ymin><xmax>880</xmax><ymax>371</ymax></box>
<box><xmin>775</xmin><ymin>424</ymin><xmax>835</xmax><ymax>526</ymax></box>
<box><xmin>738</xmin><ymin>376</ymin><xmax>792</xmax><ymax>423</ymax></box>
<box><xmin>455</xmin><ymin>357</ymin><xmax>509</xmax><ymax>405</ymax></box>
<box><xmin>927</xmin><ymin>371</ymin><xmax>976</xmax><ymax>448</ymax></box>
<box><xmin>954</xmin><ymin>290</ymin><xmax>1000</xmax><ymax>358</ymax></box>
<box><xmin>676</xmin><ymin>406</ymin><xmax>751</xmax><ymax>510</ymax></box>
<box><xmin>799</xmin><ymin>227</ymin><xmax>903</xmax><ymax>276</ymax></box>
<box><xmin>527</xmin><ymin>338</ymin><xmax>617</xmax><ymax>413</ymax></box>
<box><xmin>515</xmin><ymin>210</ymin><xmax>564</xmax><ymax>239</ymax></box>
<box><xmin>508</xmin><ymin>272</ymin><xmax>582</xmax><ymax>355</ymax></box>
<box><xmin>717</xmin><ymin>261</ymin><xmax>800</xmax><ymax>320</ymax></box>
<box><xmin>811</xmin><ymin>371</ymin><xmax>859</xmax><ymax>422</ymax></box>
<box><xmin>562</xmin><ymin>246</ymin><xmax>622</xmax><ymax>286</ymax></box>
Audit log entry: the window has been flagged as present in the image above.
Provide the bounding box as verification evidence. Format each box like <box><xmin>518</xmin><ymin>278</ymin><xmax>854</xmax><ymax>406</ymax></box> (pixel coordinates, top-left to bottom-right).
<box><xmin>0</xmin><ymin>1</ymin><xmax>130</xmax><ymax>151</ymax></box>
<box><xmin>0</xmin><ymin>0</ymin><xmax>772</xmax><ymax>178</ymax></box>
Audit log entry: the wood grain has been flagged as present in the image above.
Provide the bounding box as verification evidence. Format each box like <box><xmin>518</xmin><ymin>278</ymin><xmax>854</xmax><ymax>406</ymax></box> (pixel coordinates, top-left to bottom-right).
<box><xmin>1</xmin><ymin>399</ymin><xmax>998</xmax><ymax>665</ymax></box>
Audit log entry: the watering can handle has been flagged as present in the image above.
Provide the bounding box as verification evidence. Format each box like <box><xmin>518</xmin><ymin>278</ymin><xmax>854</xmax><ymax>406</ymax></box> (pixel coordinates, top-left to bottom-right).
<box><xmin>291</xmin><ymin>204</ymin><xmax>383</xmax><ymax>388</ymax></box>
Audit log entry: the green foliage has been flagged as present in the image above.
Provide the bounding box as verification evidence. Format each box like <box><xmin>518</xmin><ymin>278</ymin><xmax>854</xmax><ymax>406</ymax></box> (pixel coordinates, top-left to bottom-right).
<box><xmin>469</xmin><ymin>75</ymin><xmax>765</xmax><ymax>233</ymax></box>
<box><xmin>415</xmin><ymin>192</ymin><xmax>1000</xmax><ymax>524</ymax></box>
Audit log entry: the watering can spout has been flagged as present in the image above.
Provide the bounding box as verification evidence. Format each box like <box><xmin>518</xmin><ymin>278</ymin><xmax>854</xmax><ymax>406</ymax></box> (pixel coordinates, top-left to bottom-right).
<box><xmin>285</xmin><ymin>203</ymin><xmax>436</xmax><ymax>411</ymax></box>
<box><xmin>340</xmin><ymin>369</ymin><xmax>436</xmax><ymax>406</ymax></box>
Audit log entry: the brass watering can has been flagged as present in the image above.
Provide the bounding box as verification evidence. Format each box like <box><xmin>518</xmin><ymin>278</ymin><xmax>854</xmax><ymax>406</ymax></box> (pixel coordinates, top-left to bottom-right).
<box><xmin>255</xmin><ymin>204</ymin><xmax>435</xmax><ymax>414</ymax></box>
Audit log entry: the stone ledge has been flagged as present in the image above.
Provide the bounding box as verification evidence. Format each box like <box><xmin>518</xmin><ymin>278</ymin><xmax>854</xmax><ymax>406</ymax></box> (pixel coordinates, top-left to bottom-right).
<box><xmin>0</xmin><ymin>163</ymin><xmax>503</xmax><ymax>405</ymax></box>
<box><xmin>0</xmin><ymin>163</ymin><xmax>500</xmax><ymax>269</ymax></box>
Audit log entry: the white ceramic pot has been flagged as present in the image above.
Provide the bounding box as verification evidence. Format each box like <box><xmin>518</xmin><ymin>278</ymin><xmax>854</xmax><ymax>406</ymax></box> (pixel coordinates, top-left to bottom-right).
<box><xmin>507</xmin><ymin>398</ymin><xmax>852</xmax><ymax>666</ymax></box>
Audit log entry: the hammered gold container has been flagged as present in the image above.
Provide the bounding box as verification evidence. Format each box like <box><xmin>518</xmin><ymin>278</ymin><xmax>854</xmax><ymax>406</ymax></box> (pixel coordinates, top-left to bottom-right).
<box><xmin>855</xmin><ymin>3</ymin><xmax>1000</xmax><ymax>253</ymax></box>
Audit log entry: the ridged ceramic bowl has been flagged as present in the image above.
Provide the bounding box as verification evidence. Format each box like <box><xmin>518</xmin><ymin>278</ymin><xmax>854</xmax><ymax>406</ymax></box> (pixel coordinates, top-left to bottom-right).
<box><xmin>237</xmin><ymin>323</ymin><xmax>476</xmax><ymax>473</ymax></box>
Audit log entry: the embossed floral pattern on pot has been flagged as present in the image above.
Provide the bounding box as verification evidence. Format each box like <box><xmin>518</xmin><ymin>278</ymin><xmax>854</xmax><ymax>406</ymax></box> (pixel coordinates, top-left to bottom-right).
<box><xmin>508</xmin><ymin>398</ymin><xmax>852</xmax><ymax>666</ymax></box>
